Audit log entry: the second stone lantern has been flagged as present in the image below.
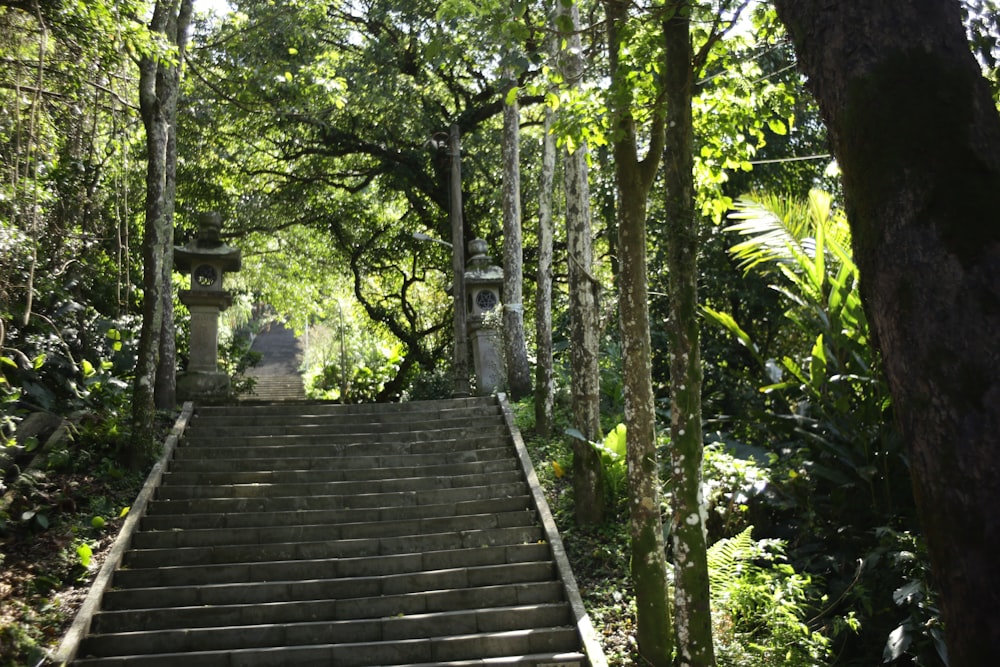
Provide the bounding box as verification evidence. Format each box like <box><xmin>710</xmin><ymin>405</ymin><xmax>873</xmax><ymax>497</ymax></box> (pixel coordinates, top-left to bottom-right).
<box><xmin>464</xmin><ymin>238</ymin><xmax>505</xmax><ymax>395</ymax></box>
<box><xmin>174</xmin><ymin>212</ymin><xmax>241</xmax><ymax>403</ymax></box>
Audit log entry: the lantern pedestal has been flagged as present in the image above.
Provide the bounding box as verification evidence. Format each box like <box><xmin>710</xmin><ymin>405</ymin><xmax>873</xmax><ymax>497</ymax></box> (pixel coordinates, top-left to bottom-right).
<box><xmin>177</xmin><ymin>290</ymin><xmax>234</xmax><ymax>403</ymax></box>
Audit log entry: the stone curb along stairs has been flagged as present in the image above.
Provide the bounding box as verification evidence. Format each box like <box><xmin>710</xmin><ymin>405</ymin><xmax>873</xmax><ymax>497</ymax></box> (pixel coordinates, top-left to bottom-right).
<box><xmin>54</xmin><ymin>395</ymin><xmax>607</xmax><ymax>667</ymax></box>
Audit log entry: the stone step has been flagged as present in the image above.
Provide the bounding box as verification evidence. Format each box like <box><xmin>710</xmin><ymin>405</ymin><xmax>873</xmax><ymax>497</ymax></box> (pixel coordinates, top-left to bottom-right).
<box><xmin>198</xmin><ymin>396</ymin><xmax>496</xmax><ymax>418</ymax></box>
<box><xmin>154</xmin><ymin>470</ymin><xmax>525</xmax><ymax>500</ymax></box>
<box><xmin>160</xmin><ymin>457</ymin><xmax>518</xmax><ymax>486</ymax></box>
<box><xmin>112</xmin><ymin>543</ymin><xmax>552</xmax><ymax>589</ymax></box>
<box><xmin>164</xmin><ymin>445</ymin><xmax>512</xmax><ymax>474</ymax></box>
<box><xmin>179</xmin><ymin>424</ymin><xmax>509</xmax><ymax>447</ymax></box>
<box><xmin>91</xmin><ymin>580</ymin><xmax>566</xmax><ymax>634</ymax></box>
<box><xmin>82</xmin><ymin>604</ymin><xmax>573</xmax><ymax>658</ymax></box>
<box><xmin>145</xmin><ymin>481</ymin><xmax>529</xmax><ymax>515</ymax></box>
<box><xmin>181</xmin><ymin>415</ymin><xmax>503</xmax><ymax>438</ymax></box>
<box><xmin>170</xmin><ymin>434</ymin><xmax>506</xmax><ymax>460</ymax></box>
<box><xmin>139</xmin><ymin>495</ymin><xmax>533</xmax><ymax>531</ymax></box>
<box><xmin>124</xmin><ymin>525</ymin><xmax>546</xmax><ymax>568</ymax></box>
<box><xmin>76</xmin><ymin>630</ymin><xmax>582</xmax><ymax>667</ymax></box>
<box><xmin>130</xmin><ymin>509</ymin><xmax>537</xmax><ymax>549</ymax></box>
<box><xmin>189</xmin><ymin>404</ymin><xmax>502</xmax><ymax>429</ymax></box>
<box><xmin>102</xmin><ymin>561</ymin><xmax>556</xmax><ymax>610</ymax></box>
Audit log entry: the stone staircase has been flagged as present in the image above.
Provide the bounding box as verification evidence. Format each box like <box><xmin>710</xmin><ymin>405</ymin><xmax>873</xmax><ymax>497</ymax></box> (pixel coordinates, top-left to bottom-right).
<box><xmin>59</xmin><ymin>396</ymin><xmax>604</xmax><ymax>666</ymax></box>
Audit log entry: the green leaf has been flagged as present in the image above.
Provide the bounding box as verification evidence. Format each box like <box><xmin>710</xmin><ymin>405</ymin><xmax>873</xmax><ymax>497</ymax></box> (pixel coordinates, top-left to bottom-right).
<box><xmin>505</xmin><ymin>86</ymin><xmax>519</xmax><ymax>106</ymax></box>
<box><xmin>76</xmin><ymin>542</ymin><xmax>93</xmax><ymax>568</ymax></box>
<box><xmin>81</xmin><ymin>359</ymin><xmax>96</xmax><ymax>378</ymax></box>
<box><xmin>768</xmin><ymin>118</ymin><xmax>787</xmax><ymax>135</ymax></box>
<box><xmin>287</xmin><ymin>47</ymin><xmax>298</xmax><ymax>55</ymax></box>
<box><xmin>32</xmin><ymin>354</ymin><xmax>46</xmax><ymax>370</ymax></box>
<box><xmin>701</xmin><ymin>306</ymin><xmax>763</xmax><ymax>364</ymax></box>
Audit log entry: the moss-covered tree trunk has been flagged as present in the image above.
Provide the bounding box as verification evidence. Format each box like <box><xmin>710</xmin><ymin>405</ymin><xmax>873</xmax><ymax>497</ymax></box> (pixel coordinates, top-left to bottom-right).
<box><xmin>131</xmin><ymin>0</ymin><xmax>192</xmax><ymax>465</ymax></box>
<box><xmin>603</xmin><ymin>0</ymin><xmax>672</xmax><ymax>663</ymax></box>
<box><xmin>556</xmin><ymin>0</ymin><xmax>605</xmax><ymax>525</ymax></box>
<box><xmin>501</xmin><ymin>78</ymin><xmax>532</xmax><ymax>400</ymax></box>
<box><xmin>772</xmin><ymin>1</ymin><xmax>1000</xmax><ymax>663</ymax></box>
<box><xmin>663</xmin><ymin>4</ymin><xmax>715</xmax><ymax>665</ymax></box>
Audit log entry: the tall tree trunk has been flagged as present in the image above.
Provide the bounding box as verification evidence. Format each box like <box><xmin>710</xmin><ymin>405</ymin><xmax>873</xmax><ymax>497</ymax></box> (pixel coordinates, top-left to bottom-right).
<box><xmin>772</xmin><ymin>2</ymin><xmax>1000</xmax><ymax>663</ymax></box>
<box><xmin>603</xmin><ymin>0</ymin><xmax>672</xmax><ymax>663</ymax></box>
<box><xmin>535</xmin><ymin>100</ymin><xmax>557</xmax><ymax>436</ymax></box>
<box><xmin>131</xmin><ymin>0</ymin><xmax>192</xmax><ymax>466</ymax></box>
<box><xmin>556</xmin><ymin>0</ymin><xmax>605</xmax><ymax>525</ymax></box>
<box><xmin>501</xmin><ymin>78</ymin><xmax>532</xmax><ymax>400</ymax></box>
<box><xmin>663</xmin><ymin>4</ymin><xmax>715</xmax><ymax>665</ymax></box>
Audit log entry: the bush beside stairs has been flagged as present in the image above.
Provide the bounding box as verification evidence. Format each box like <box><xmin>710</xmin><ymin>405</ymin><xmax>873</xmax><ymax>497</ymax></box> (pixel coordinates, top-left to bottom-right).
<box><xmin>57</xmin><ymin>395</ymin><xmax>606</xmax><ymax>666</ymax></box>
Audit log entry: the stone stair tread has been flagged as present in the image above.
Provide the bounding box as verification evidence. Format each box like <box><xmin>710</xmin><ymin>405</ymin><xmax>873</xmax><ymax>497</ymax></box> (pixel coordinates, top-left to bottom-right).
<box><xmin>164</xmin><ymin>445</ymin><xmax>513</xmax><ymax>473</ymax></box>
<box><xmin>130</xmin><ymin>509</ymin><xmax>537</xmax><ymax>549</ymax></box>
<box><xmin>124</xmin><ymin>525</ymin><xmax>546</xmax><ymax>568</ymax></box>
<box><xmin>112</xmin><ymin>543</ymin><xmax>552</xmax><ymax>589</ymax></box>
<box><xmin>83</xmin><ymin>604</ymin><xmax>573</xmax><ymax>656</ymax></box>
<box><xmin>91</xmin><ymin>581</ymin><xmax>567</xmax><ymax>633</ymax></box>
<box><xmin>154</xmin><ymin>470</ymin><xmax>525</xmax><ymax>500</ymax></box>
<box><xmin>160</xmin><ymin>458</ymin><xmax>518</xmax><ymax>486</ymax></box>
<box><xmin>170</xmin><ymin>436</ymin><xmax>508</xmax><ymax>459</ymax></box>
<box><xmin>145</xmin><ymin>482</ymin><xmax>530</xmax><ymax>515</ymax></box>
<box><xmin>76</xmin><ymin>643</ymin><xmax>581</xmax><ymax>667</ymax></box>
<box><xmin>103</xmin><ymin>561</ymin><xmax>557</xmax><ymax>609</ymax></box>
<box><xmin>139</xmin><ymin>495</ymin><xmax>533</xmax><ymax>531</ymax></box>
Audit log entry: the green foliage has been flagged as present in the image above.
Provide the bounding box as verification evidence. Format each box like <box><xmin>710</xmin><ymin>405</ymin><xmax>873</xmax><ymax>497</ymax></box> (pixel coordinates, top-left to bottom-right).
<box><xmin>710</xmin><ymin>527</ymin><xmax>834</xmax><ymax>666</ymax></box>
<box><xmin>702</xmin><ymin>189</ymin><xmax>929</xmax><ymax>664</ymax></box>
<box><xmin>568</xmin><ymin>422</ymin><xmax>628</xmax><ymax>508</ymax></box>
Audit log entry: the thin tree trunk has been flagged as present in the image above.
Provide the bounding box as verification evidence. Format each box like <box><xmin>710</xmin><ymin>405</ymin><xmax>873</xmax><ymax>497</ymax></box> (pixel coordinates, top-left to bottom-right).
<box><xmin>535</xmin><ymin>100</ymin><xmax>557</xmax><ymax>436</ymax></box>
<box><xmin>556</xmin><ymin>0</ymin><xmax>605</xmax><ymax>525</ymax></box>
<box><xmin>501</xmin><ymin>78</ymin><xmax>532</xmax><ymax>400</ymax></box>
<box><xmin>153</xmin><ymin>0</ymin><xmax>192</xmax><ymax>410</ymax></box>
<box><xmin>772</xmin><ymin>1</ymin><xmax>1000</xmax><ymax>663</ymax></box>
<box><xmin>663</xmin><ymin>5</ymin><xmax>715</xmax><ymax>666</ymax></box>
<box><xmin>604</xmin><ymin>1</ymin><xmax>672</xmax><ymax>663</ymax></box>
<box><xmin>131</xmin><ymin>0</ymin><xmax>192</xmax><ymax>465</ymax></box>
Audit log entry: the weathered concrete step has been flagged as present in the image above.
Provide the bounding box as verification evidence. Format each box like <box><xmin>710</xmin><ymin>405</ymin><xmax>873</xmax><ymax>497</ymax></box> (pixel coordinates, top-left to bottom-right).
<box><xmin>192</xmin><ymin>403</ymin><xmax>501</xmax><ymax>427</ymax></box>
<box><xmin>195</xmin><ymin>396</ymin><xmax>496</xmax><ymax>418</ymax></box>
<box><xmin>171</xmin><ymin>434</ymin><xmax>507</xmax><ymax>460</ymax></box>
<box><xmin>160</xmin><ymin>458</ymin><xmax>518</xmax><ymax>487</ymax></box>
<box><xmin>82</xmin><ymin>604</ymin><xmax>573</xmax><ymax>658</ymax></box>
<box><xmin>77</xmin><ymin>632</ymin><xmax>580</xmax><ymax>667</ymax></box>
<box><xmin>179</xmin><ymin>424</ymin><xmax>509</xmax><ymax>447</ymax></box>
<box><xmin>146</xmin><ymin>481</ymin><xmax>529</xmax><ymax>515</ymax></box>
<box><xmin>103</xmin><ymin>561</ymin><xmax>556</xmax><ymax>610</ymax></box>
<box><xmin>91</xmin><ymin>580</ymin><xmax>566</xmax><ymax>634</ymax></box>
<box><xmin>113</xmin><ymin>543</ymin><xmax>552</xmax><ymax>589</ymax></box>
<box><xmin>140</xmin><ymin>495</ymin><xmax>533</xmax><ymax>531</ymax></box>
<box><xmin>124</xmin><ymin>525</ymin><xmax>546</xmax><ymax>568</ymax></box>
<box><xmin>154</xmin><ymin>470</ymin><xmax>524</xmax><ymax>500</ymax></box>
<box><xmin>131</xmin><ymin>509</ymin><xmax>537</xmax><ymax>549</ymax></box>
<box><xmin>165</xmin><ymin>445</ymin><xmax>512</xmax><ymax>474</ymax></box>
<box><xmin>185</xmin><ymin>413</ymin><xmax>503</xmax><ymax>437</ymax></box>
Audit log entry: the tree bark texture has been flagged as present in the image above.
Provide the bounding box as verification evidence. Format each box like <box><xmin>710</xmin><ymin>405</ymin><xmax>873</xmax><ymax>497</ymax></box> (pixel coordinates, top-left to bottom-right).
<box><xmin>771</xmin><ymin>1</ymin><xmax>1000</xmax><ymax>663</ymax></box>
<box><xmin>535</xmin><ymin>101</ymin><xmax>557</xmax><ymax>436</ymax></box>
<box><xmin>604</xmin><ymin>1</ymin><xmax>672</xmax><ymax>664</ymax></box>
<box><xmin>131</xmin><ymin>0</ymin><xmax>192</xmax><ymax>464</ymax></box>
<box><xmin>501</xmin><ymin>86</ymin><xmax>532</xmax><ymax>400</ymax></box>
<box><xmin>557</xmin><ymin>0</ymin><xmax>605</xmax><ymax>526</ymax></box>
<box><xmin>663</xmin><ymin>5</ymin><xmax>715</xmax><ymax>666</ymax></box>
<box><xmin>152</xmin><ymin>0</ymin><xmax>192</xmax><ymax>411</ymax></box>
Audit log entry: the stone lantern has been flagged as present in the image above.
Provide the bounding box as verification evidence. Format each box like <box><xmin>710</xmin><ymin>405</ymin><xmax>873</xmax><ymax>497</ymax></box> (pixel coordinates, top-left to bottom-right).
<box><xmin>174</xmin><ymin>212</ymin><xmax>241</xmax><ymax>403</ymax></box>
<box><xmin>464</xmin><ymin>239</ymin><xmax>505</xmax><ymax>395</ymax></box>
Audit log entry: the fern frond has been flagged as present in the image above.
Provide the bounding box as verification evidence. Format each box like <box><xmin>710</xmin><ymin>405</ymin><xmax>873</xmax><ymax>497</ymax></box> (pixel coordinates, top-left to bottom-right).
<box><xmin>708</xmin><ymin>525</ymin><xmax>757</xmax><ymax>597</ymax></box>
